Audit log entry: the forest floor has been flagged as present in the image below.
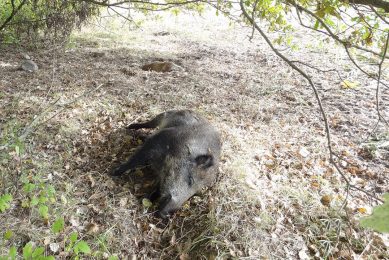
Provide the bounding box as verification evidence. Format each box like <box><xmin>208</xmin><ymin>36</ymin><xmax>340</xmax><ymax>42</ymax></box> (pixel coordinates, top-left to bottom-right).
<box><xmin>1</xmin><ymin>10</ymin><xmax>388</xmax><ymax>259</ymax></box>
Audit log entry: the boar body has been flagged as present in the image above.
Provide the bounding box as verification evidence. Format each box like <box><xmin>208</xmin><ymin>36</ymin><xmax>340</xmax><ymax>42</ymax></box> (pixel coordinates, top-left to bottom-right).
<box><xmin>112</xmin><ymin>110</ymin><xmax>221</xmax><ymax>217</ymax></box>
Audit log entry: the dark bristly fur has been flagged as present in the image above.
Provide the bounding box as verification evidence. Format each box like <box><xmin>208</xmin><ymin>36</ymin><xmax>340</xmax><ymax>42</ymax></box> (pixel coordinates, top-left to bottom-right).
<box><xmin>112</xmin><ymin>110</ymin><xmax>221</xmax><ymax>218</ymax></box>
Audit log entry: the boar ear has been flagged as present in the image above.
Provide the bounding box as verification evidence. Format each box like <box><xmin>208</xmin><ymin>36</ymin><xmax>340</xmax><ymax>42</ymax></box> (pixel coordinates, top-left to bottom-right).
<box><xmin>195</xmin><ymin>154</ymin><xmax>214</xmax><ymax>168</ymax></box>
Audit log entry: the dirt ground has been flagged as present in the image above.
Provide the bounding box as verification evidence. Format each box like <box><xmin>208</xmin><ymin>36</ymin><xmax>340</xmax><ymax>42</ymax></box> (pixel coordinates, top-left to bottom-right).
<box><xmin>1</xmin><ymin>10</ymin><xmax>388</xmax><ymax>259</ymax></box>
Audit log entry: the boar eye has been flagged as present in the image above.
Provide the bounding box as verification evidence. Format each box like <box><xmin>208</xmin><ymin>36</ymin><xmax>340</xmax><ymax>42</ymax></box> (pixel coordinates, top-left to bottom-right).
<box><xmin>188</xmin><ymin>175</ymin><xmax>195</xmax><ymax>186</ymax></box>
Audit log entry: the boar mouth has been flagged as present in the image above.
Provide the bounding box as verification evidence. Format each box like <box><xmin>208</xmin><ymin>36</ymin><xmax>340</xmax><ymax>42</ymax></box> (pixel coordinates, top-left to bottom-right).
<box><xmin>146</xmin><ymin>188</ymin><xmax>176</xmax><ymax>218</ymax></box>
<box><xmin>157</xmin><ymin>193</ymin><xmax>173</xmax><ymax>218</ymax></box>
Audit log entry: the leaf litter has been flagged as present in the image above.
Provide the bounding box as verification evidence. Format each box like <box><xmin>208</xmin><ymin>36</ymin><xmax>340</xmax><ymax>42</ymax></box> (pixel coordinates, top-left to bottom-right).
<box><xmin>0</xmin><ymin>11</ymin><xmax>388</xmax><ymax>259</ymax></box>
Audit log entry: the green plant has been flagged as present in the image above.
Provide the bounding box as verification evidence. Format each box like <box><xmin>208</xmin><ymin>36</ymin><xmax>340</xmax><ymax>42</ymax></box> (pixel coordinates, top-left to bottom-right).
<box><xmin>0</xmin><ymin>193</ymin><xmax>12</xmax><ymax>212</ymax></box>
<box><xmin>360</xmin><ymin>193</ymin><xmax>389</xmax><ymax>233</ymax></box>
<box><xmin>20</xmin><ymin>175</ymin><xmax>56</xmax><ymax>221</ymax></box>
<box><xmin>0</xmin><ymin>230</ymin><xmax>16</xmax><ymax>260</ymax></box>
<box><xmin>51</xmin><ymin>217</ymin><xmax>65</xmax><ymax>233</ymax></box>
<box><xmin>0</xmin><ymin>242</ymin><xmax>55</xmax><ymax>260</ymax></box>
<box><xmin>65</xmin><ymin>232</ymin><xmax>92</xmax><ymax>259</ymax></box>
<box><xmin>0</xmin><ymin>246</ymin><xmax>17</xmax><ymax>260</ymax></box>
<box><xmin>22</xmin><ymin>242</ymin><xmax>54</xmax><ymax>260</ymax></box>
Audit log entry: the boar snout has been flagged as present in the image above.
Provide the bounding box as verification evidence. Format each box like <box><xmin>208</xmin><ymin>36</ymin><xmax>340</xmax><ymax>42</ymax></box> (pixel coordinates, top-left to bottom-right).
<box><xmin>157</xmin><ymin>193</ymin><xmax>175</xmax><ymax>218</ymax></box>
<box><xmin>157</xmin><ymin>190</ymin><xmax>193</xmax><ymax>218</ymax></box>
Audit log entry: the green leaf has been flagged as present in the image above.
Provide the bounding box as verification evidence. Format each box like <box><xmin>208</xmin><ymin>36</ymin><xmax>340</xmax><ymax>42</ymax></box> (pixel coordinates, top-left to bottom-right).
<box><xmin>341</xmin><ymin>79</ymin><xmax>359</xmax><ymax>89</ymax></box>
<box><xmin>23</xmin><ymin>242</ymin><xmax>33</xmax><ymax>259</ymax></box>
<box><xmin>23</xmin><ymin>183</ymin><xmax>36</xmax><ymax>193</ymax></box>
<box><xmin>313</xmin><ymin>20</ymin><xmax>320</xmax><ymax>30</ymax></box>
<box><xmin>69</xmin><ymin>232</ymin><xmax>78</xmax><ymax>243</ymax></box>
<box><xmin>52</xmin><ymin>217</ymin><xmax>65</xmax><ymax>234</ymax></box>
<box><xmin>108</xmin><ymin>256</ymin><xmax>119</xmax><ymax>260</ymax></box>
<box><xmin>43</xmin><ymin>257</ymin><xmax>55</xmax><ymax>260</ymax></box>
<box><xmin>39</xmin><ymin>205</ymin><xmax>49</xmax><ymax>219</ymax></box>
<box><xmin>4</xmin><ymin>230</ymin><xmax>13</xmax><ymax>240</ymax></box>
<box><xmin>30</xmin><ymin>196</ymin><xmax>39</xmax><ymax>206</ymax></box>
<box><xmin>142</xmin><ymin>198</ymin><xmax>152</xmax><ymax>208</ymax></box>
<box><xmin>0</xmin><ymin>194</ymin><xmax>12</xmax><ymax>212</ymax></box>
<box><xmin>74</xmin><ymin>241</ymin><xmax>91</xmax><ymax>254</ymax></box>
<box><xmin>46</xmin><ymin>185</ymin><xmax>56</xmax><ymax>197</ymax></box>
<box><xmin>39</xmin><ymin>195</ymin><xmax>48</xmax><ymax>204</ymax></box>
<box><xmin>9</xmin><ymin>246</ymin><xmax>17</xmax><ymax>259</ymax></box>
<box><xmin>32</xmin><ymin>246</ymin><xmax>45</xmax><ymax>257</ymax></box>
<box><xmin>15</xmin><ymin>145</ymin><xmax>20</xmax><ymax>156</ymax></box>
<box><xmin>360</xmin><ymin>193</ymin><xmax>389</xmax><ymax>233</ymax></box>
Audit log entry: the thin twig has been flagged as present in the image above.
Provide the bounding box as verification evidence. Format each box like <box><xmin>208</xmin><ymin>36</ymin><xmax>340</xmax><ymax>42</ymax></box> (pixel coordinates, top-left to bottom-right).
<box><xmin>375</xmin><ymin>33</ymin><xmax>389</xmax><ymax>125</ymax></box>
<box><xmin>344</xmin><ymin>46</ymin><xmax>389</xmax><ymax>90</ymax></box>
<box><xmin>249</xmin><ymin>0</ymin><xmax>259</xmax><ymax>41</ymax></box>
<box><xmin>364</xmin><ymin>33</ymin><xmax>389</xmax><ymax>139</ymax></box>
<box><xmin>19</xmin><ymin>83</ymin><xmax>105</xmax><ymax>141</ymax></box>
<box><xmin>19</xmin><ymin>97</ymin><xmax>61</xmax><ymax>141</ymax></box>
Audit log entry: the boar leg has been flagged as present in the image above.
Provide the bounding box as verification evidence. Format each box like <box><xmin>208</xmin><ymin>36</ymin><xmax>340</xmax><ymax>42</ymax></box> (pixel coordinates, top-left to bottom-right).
<box><xmin>111</xmin><ymin>144</ymin><xmax>157</xmax><ymax>176</ymax></box>
<box><xmin>111</xmin><ymin>129</ymin><xmax>171</xmax><ymax>176</ymax></box>
<box><xmin>127</xmin><ymin>113</ymin><xmax>164</xmax><ymax>130</ymax></box>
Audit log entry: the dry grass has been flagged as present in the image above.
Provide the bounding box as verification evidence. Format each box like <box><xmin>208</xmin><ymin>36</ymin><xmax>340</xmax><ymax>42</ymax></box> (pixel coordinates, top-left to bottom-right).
<box><xmin>1</xmin><ymin>10</ymin><xmax>388</xmax><ymax>259</ymax></box>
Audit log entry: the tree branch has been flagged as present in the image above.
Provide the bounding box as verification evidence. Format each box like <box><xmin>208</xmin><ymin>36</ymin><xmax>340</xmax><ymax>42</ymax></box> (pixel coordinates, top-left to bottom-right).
<box><xmin>0</xmin><ymin>0</ymin><xmax>28</xmax><ymax>31</ymax></box>
<box><xmin>374</xmin><ymin>32</ymin><xmax>389</xmax><ymax>124</ymax></box>
<box><xmin>369</xmin><ymin>5</ymin><xmax>389</xmax><ymax>24</ymax></box>
<box><xmin>240</xmin><ymin>0</ymin><xmax>384</xmax><ymax>203</ymax></box>
<box><xmin>345</xmin><ymin>0</ymin><xmax>389</xmax><ymax>12</ymax></box>
<box><xmin>290</xmin><ymin>1</ymin><xmax>389</xmax><ymax>59</ymax></box>
<box><xmin>80</xmin><ymin>0</ymin><xmax>206</xmax><ymax>7</ymax></box>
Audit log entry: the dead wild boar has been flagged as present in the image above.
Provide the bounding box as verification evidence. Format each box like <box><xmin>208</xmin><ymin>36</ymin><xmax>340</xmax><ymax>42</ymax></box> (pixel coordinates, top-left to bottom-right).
<box><xmin>111</xmin><ymin>110</ymin><xmax>221</xmax><ymax>218</ymax></box>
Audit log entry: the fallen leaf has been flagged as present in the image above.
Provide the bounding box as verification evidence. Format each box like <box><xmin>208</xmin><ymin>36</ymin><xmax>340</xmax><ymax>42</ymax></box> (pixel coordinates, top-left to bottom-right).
<box><xmin>119</xmin><ymin>197</ymin><xmax>128</xmax><ymax>207</ymax></box>
<box><xmin>170</xmin><ymin>233</ymin><xmax>176</xmax><ymax>245</ymax></box>
<box><xmin>299</xmin><ymin>147</ymin><xmax>310</xmax><ymax>158</ymax></box>
<box><xmin>49</xmin><ymin>243</ymin><xmax>60</xmax><ymax>253</ymax></box>
<box><xmin>321</xmin><ymin>195</ymin><xmax>332</xmax><ymax>206</ymax></box>
<box><xmin>357</xmin><ymin>207</ymin><xmax>367</xmax><ymax>214</ymax></box>
<box><xmin>340</xmin><ymin>80</ymin><xmax>359</xmax><ymax>89</ymax></box>
<box><xmin>69</xmin><ymin>216</ymin><xmax>80</xmax><ymax>227</ymax></box>
<box><xmin>86</xmin><ymin>222</ymin><xmax>100</xmax><ymax>234</ymax></box>
<box><xmin>298</xmin><ymin>249</ymin><xmax>310</xmax><ymax>260</ymax></box>
<box><xmin>179</xmin><ymin>253</ymin><xmax>189</xmax><ymax>260</ymax></box>
<box><xmin>87</xmin><ymin>174</ymin><xmax>96</xmax><ymax>188</ymax></box>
